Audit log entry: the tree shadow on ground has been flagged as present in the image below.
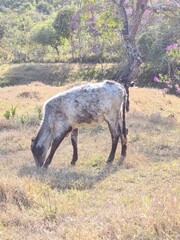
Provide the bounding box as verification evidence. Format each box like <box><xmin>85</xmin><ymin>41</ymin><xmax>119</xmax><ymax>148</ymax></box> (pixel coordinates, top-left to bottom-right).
<box><xmin>18</xmin><ymin>162</ymin><xmax>130</xmax><ymax>191</ymax></box>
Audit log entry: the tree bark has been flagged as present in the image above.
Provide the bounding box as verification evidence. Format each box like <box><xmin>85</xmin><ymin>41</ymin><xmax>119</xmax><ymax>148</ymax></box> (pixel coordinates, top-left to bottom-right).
<box><xmin>112</xmin><ymin>0</ymin><xmax>148</xmax><ymax>110</ymax></box>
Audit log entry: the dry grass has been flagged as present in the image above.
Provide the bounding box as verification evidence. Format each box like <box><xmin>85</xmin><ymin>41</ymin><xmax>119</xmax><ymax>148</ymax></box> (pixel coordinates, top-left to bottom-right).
<box><xmin>0</xmin><ymin>82</ymin><xmax>180</xmax><ymax>239</ymax></box>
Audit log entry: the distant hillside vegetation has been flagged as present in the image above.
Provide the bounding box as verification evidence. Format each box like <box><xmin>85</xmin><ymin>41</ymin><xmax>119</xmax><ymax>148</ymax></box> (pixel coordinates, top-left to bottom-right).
<box><xmin>0</xmin><ymin>63</ymin><xmax>120</xmax><ymax>87</ymax></box>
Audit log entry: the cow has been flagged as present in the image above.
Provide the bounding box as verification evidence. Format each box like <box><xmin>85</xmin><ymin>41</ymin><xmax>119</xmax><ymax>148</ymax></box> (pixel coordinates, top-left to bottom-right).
<box><xmin>31</xmin><ymin>80</ymin><xmax>128</xmax><ymax>168</ymax></box>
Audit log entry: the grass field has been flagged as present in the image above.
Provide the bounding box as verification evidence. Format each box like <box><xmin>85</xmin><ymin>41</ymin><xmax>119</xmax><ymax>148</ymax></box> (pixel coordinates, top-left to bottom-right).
<box><xmin>0</xmin><ymin>81</ymin><xmax>180</xmax><ymax>239</ymax></box>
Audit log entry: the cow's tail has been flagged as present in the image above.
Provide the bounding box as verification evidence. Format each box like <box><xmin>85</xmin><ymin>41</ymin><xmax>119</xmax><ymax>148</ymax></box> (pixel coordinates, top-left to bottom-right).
<box><xmin>119</xmin><ymin>89</ymin><xmax>128</xmax><ymax>163</ymax></box>
<box><xmin>122</xmin><ymin>90</ymin><xmax>128</xmax><ymax>139</ymax></box>
<box><xmin>125</xmin><ymin>86</ymin><xmax>130</xmax><ymax>112</ymax></box>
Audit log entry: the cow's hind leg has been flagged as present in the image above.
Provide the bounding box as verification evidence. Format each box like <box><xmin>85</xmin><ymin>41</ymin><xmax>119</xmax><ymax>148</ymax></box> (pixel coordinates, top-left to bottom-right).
<box><xmin>106</xmin><ymin>122</ymin><xmax>119</xmax><ymax>163</ymax></box>
<box><xmin>71</xmin><ymin>128</ymin><xmax>78</xmax><ymax>165</ymax></box>
<box><xmin>43</xmin><ymin>127</ymin><xmax>72</xmax><ymax>168</ymax></box>
<box><xmin>119</xmin><ymin>126</ymin><xmax>128</xmax><ymax>164</ymax></box>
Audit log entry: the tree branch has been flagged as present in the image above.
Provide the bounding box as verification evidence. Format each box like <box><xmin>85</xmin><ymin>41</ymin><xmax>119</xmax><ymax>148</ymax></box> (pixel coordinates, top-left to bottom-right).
<box><xmin>129</xmin><ymin>0</ymin><xmax>148</xmax><ymax>39</ymax></box>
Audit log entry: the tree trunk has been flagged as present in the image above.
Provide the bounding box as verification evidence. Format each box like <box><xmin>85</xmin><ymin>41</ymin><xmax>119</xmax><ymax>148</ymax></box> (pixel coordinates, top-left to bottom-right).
<box><xmin>112</xmin><ymin>0</ymin><xmax>148</xmax><ymax>110</ymax></box>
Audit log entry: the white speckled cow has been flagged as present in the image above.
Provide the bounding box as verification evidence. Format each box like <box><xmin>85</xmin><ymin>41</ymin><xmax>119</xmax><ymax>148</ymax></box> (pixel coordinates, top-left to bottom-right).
<box><xmin>31</xmin><ymin>80</ymin><xmax>128</xmax><ymax>168</ymax></box>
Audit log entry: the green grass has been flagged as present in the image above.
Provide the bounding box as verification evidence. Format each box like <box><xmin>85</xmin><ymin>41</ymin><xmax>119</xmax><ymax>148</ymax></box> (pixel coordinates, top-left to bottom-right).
<box><xmin>0</xmin><ymin>82</ymin><xmax>179</xmax><ymax>239</ymax></box>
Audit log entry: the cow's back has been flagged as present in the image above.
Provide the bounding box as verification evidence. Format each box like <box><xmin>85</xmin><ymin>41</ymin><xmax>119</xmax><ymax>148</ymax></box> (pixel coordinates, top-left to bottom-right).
<box><xmin>45</xmin><ymin>81</ymin><xmax>126</xmax><ymax>128</ymax></box>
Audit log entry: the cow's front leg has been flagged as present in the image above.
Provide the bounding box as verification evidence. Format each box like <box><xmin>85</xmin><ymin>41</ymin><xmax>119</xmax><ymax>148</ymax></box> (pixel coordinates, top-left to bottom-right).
<box><xmin>43</xmin><ymin>127</ymin><xmax>72</xmax><ymax>168</ymax></box>
<box><xmin>71</xmin><ymin>128</ymin><xmax>78</xmax><ymax>165</ymax></box>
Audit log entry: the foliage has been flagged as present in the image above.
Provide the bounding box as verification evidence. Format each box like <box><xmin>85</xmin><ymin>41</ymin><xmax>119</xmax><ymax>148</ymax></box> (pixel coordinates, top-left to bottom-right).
<box><xmin>153</xmin><ymin>42</ymin><xmax>180</xmax><ymax>96</ymax></box>
<box><xmin>31</xmin><ymin>20</ymin><xmax>61</xmax><ymax>55</ymax></box>
<box><xmin>20</xmin><ymin>2</ymin><xmax>33</xmax><ymax>11</ymax></box>
<box><xmin>0</xmin><ymin>0</ymin><xmax>35</xmax><ymax>9</ymax></box>
<box><xmin>0</xmin><ymin>0</ymin><xmax>179</xmax><ymax>90</ymax></box>
<box><xmin>36</xmin><ymin>1</ymin><xmax>53</xmax><ymax>15</ymax></box>
<box><xmin>137</xmin><ymin>3</ymin><xmax>180</xmax><ymax>92</ymax></box>
<box><xmin>52</xmin><ymin>6</ymin><xmax>74</xmax><ymax>39</ymax></box>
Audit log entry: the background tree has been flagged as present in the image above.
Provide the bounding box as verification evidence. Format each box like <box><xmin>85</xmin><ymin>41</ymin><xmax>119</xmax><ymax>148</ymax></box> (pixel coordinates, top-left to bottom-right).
<box><xmin>110</xmin><ymin>0</ymin><xmax>180</xmax><ymax>102</ymax></box>
<box><xmin>53</xmin><ymin>6</ymin><xmax>74</xmax><ymax>40</ymax></box>
<box><xmin>0</xmin><ymin>0</ymin><xmax>179</xmax><ymax>94</ymax></box>
<box><xmin>31</xmin><ymin>21</ymin><xmax>61</xmax><ymax>56</ymax></box>
<box><xmin>108</xmin><ymin>0</ymin><xmax>148</xmax><ymax>110</ymax></box>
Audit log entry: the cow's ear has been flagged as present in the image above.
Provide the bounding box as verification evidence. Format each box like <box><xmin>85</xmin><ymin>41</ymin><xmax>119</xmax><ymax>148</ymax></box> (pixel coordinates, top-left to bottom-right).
<box><xmin>31</xmin><ymin>137</ymin><xmax>35</xmax><ymax>142</ymax></box>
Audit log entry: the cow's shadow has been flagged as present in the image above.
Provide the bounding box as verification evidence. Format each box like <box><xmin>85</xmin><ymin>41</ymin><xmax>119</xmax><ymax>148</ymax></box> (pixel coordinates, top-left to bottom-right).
<box><xmin>18</xmin><ymin>162</ymin><xmax>129</xmax><ymax>191</ymax></box>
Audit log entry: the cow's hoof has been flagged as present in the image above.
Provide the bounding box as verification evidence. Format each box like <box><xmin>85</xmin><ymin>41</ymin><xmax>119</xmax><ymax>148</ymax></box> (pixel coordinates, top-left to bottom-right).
<box><xmin>119</xmin><ymin>156</ymin><xmax>125</xmax><ymax>165</ymax></box>
<box><xmin>106</xmin><ymin>159</ymin><xmax>113</xmax><ymax>164</ymax></box>
<box><xmin>43</xmin><ymin>164</ymin><xmax>48</xmax><ymax>169</ymax></box>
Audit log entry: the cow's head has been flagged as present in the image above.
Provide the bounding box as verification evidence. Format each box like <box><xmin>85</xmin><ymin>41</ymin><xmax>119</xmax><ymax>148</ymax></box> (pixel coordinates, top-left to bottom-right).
<box><xmin>31</xmin><ymin>137</ymin><xmax>46</xmax><ymax>167</ymax></box>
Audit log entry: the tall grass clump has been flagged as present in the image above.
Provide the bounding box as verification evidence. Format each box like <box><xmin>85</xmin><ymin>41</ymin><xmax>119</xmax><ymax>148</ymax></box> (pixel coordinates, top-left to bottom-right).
<box><xmin>3</xmin><ymin>105</ymin><xmax>17</xmax><ymax>120</ymax></box>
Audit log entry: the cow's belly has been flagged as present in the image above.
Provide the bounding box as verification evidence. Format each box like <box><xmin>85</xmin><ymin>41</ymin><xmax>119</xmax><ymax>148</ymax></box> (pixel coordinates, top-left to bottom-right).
<box><xmin>72</xmin><ymin>115</ymin><xmax>105</xmax><ymax>129</ymax></box>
